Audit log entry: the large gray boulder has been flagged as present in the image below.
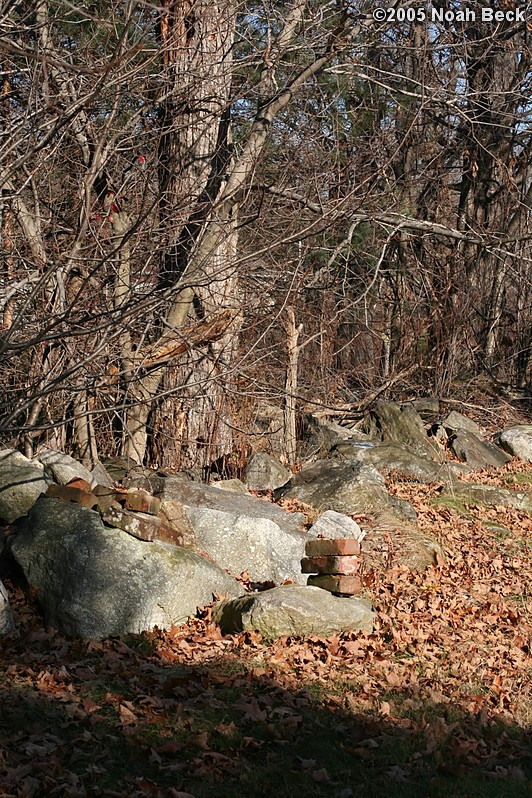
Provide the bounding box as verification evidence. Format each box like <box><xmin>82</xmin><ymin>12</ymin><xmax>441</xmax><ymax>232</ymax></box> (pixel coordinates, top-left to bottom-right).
<box><xmin>275</xmin><ymin>459</ymin><xmax>415</xmax><ymax>520</ymax></box>
<box><xmin>449</xmin><ymin>430</ymin><xmax>511</xmax><ymax>469</ymax></box>
<box><xmin>213</xmin><ymin>585</ymin><xmax>375</xmax><ymax>639</ymax></box>
<box><xmin>330</xmin><ymin>442</ymin><xmax>456</xmax><ymax>484</ymax></box>
<box><xmin>155</xmin><ymin>477</ymin><xmax>308</xmax><ymax>584</ymax></box>
<box><xmin>34</xmin><ymin>448</ymin><xmax>94</xmax><ymax>486</ymax></box>
<box><xmin>496</xmin><ymin>426</ymin><xmax>532</xmax><ymax>462</ymax></box>
<box><xmin>0</xmin><ymin>579</ymin><xmax>15</xmax><ymax>637</ymax></box>
<box><xmin>0</xmin><ymin>449</ymin><xmax>49</xmax><ymax>523</ymax></box>
<box><xmin>243</xmin><ymin>452</ymin><xmax>292</xmax><ymax>491</ymax></box>
<box><xmin>361</xmin><ymin>401</ymin><xmax>443</xmax><ymax>462</ymax></box>
<box><xmin>11</xmin><ymin>498</ymin><xmax>241</xmax><ymax>639</ymax></box>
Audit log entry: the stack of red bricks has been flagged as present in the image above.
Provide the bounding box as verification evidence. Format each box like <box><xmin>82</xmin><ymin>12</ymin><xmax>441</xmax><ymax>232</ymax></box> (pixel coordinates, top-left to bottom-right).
<box><xmin>45</xmin><ymin>479</ymin><xmax>184</xmax><ymax>545</ymax></box>
<box><xmin>301</xmin><ymin>538</ymin><xmax>362</xmax><ymax>596</ymax></box>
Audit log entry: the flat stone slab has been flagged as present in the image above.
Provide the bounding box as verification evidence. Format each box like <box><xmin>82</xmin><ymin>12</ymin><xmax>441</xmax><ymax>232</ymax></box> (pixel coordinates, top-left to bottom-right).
<box><xmin>445</xmin><ymin>483</ymin><xmax>532</xmax><ymax>512</ymax></box>
<box><xmin>450</xmin><ymin>430</ymin><xmax>511</xmax><ymax>469</ymax></box>
<box><xmin>443</xmin><ymin>411</ymin><xmax>482</xmax><ymax>435</ymax></box>
<box><xmin>307</xmin><ymin>574</ymin><xmax>362</xmax><ymax>595</ymax></box>
<box><xmin>331</xmin><ymin>442</ymin><xmax>456</xmax><ymax>485</ymax></box>
<box><xmin>301</xmin><ymin>555</ymin><xmax>361</xmax><ymax>575</ymax></box>
<box><xmin>213</xmin><ymin>585</ymin><xmax>375</xmax><ymax>639</ymax></box>
<box><xmin>305</xmin><ymin>538</ymin><xmax>361</xmax><ymax>556</ymax></box>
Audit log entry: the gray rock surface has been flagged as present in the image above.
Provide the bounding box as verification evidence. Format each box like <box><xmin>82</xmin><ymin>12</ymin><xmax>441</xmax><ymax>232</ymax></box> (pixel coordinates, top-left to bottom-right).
<box><xmin>449</xmin><ymin>430</ymin><xmax>511</xmax><ymax>469</ymax></box>
<box><xmin>0</xmin><ymin>579</ymin><xmax>14</xmax><ymax>637</ymax></box>
<box><xmin>213</xmin><ymin>585</ymin><xmax>375</xmax><ymax>638</ymax></box>
<box><xmin>0</xmin><ymin>449</ymin><xmax>49</xmax><ymax>523</ymax></box>
<box><xmin>275</xmin><ymin>459</ymin><xmax>415</xmax><ymax>520</ymax></box>
<box><xmin>90</xmin><ymin>461</ymin><xmax>116</xmax><ymax>488</ymax></box>
<box><xmin>307</xmin><ymin>510</ymin><xmax>364</xmax><ymax>542</ymax></box>
<box><xmin>243</xmin><ymin>452</ymin><xmax>292</xmax><ymax>491</ymax></box>
<box><xmin>210</xmin><ymin>479</ymin><xmax>251</xmax><ymax>494</ymax></box>
<box><xmin>496</xmin><ymin>426</ymin><xmax>532</xmax><ymax>461</ymax></box>
<box><xmin>330</xmin><ymin>442</ymin><xmax>456</xmax><ymax>484</ymax></box>
<box><xmin>361</xmin><ymin>401</ymin><xmax>443</xmax><ymax>462</ymax></box>
<box><xmin>157</xmin><ymin>477</ymin><xmax>308</xmax><ymax>584</ymax></box>
<box><xmin>401</xmin><ymin>398</ymin><xmax>440</xmax><ymax>419</ymax></box>
<box><xmin>12</xmin><ymin>498</ymin><xmax>241</xmax><ymax>639</ymax></box>
<box><xmin>443</xmin><ymin>411</ymin><xmax>481</xmax><ymax>436</ymax></box>
<box><xmin>35</xmin><ymin>448</ymin><xmax>94</xmax><ymax>486</ymax></box>
<box><xmin>302</xmin><ymin>413</ymin><xmax>373</xmax><ymax>455</ymax></box>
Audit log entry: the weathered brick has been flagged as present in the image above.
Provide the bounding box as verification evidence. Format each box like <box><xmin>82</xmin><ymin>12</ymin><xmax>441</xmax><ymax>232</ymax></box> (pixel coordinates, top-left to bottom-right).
<box><xmin>305</xmin><ymin>538</ymin><xmax>361</xmax><ymax>557</ymax></box>
<box><xmin>156</xmin><ymin>517</ymin><xmax>185</xmax><ymax>547</ymax></box>
<box><xmin>307</xmin><ymin>574</ymin><xmax>362</xmax><ymax>595</ymax></box>
<box><xmin>96</xmin><ymin>494</ymin><xmax>123</xmax><ymax>515</ymax></box>
<box><xmin>102</xmin><ymin>506</ymin><xmax>161</xmax><ymax>542</ymax></box>
<box><xmin>124</xmin><ymin>489</ymin><xmax>161</xmax><ymax>516</ymax></box>
<box><xmin>46</xmin><ymin>483</ymin><xmax>98</xmax><ymax>509</ymax></box>
<box><xmin>66</xmin><ymin>477</ymin><xmax>92</xmax><ymax>493</ymax></box>
<box><xmin>301</xmin><ymin>555</ymin><xmax>360</xmax><ymax>575</ymax></box>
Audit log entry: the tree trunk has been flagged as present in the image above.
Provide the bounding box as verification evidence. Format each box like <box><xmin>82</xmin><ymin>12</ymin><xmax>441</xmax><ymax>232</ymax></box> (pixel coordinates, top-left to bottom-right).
<box><xmin>283</xmin><ymin>306</ymin><xmax>301</xmax><ymax>465</ymax></box>
<box><xmin>147</xmin><ymin>0</ymin><xmax>238</xmax><ymax>470</ymax></box>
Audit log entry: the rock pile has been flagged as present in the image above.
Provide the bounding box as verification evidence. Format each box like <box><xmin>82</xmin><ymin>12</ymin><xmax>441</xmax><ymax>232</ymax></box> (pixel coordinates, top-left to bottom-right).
<box><xmin>1</xmin><ymin>400</ymin><xmax>531</xmax><ymax>641</ymax></box>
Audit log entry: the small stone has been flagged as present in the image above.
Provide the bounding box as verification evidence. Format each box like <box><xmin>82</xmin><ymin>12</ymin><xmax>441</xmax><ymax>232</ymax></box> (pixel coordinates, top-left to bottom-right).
<box><xmin>243</xmin><ymin>452</ymin><xmax>292</xmax><ymax>491</ymax></box>
<box><xmin>35</xmin><ymin>448</ymin><xmax>93</xmax><ymax>486</ymax></box>
<box><xmin>308</xmin><ymin>509</ymin><xmax>364</xmax><ymax>541</ymax></box>
<box><xmin>305</xmin><ymin>538</ymin><xmax>361</xmax><ymax>557</ymax></box>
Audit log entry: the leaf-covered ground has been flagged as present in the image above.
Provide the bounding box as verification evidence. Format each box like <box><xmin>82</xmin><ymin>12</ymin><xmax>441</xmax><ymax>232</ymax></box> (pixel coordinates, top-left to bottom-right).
<box><xmin>1</xmin><ymin>462</ymin><xmax>531</xmax><ymax>798</ymax></box>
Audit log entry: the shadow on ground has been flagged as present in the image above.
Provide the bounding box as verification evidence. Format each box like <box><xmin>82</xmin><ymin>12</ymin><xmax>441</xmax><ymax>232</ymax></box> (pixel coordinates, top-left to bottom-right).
<box><xmin>1</xmin><ymin>590</ymin><xmax>531</xmax><ymax>798</ymax></box>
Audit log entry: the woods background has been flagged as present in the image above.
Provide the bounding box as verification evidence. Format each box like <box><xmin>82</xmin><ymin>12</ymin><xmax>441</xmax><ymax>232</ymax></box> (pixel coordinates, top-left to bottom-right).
<box><xmin>1</xmin><ymin>0</ymin><xmax>530</xmax><ymax>470</ymax></box>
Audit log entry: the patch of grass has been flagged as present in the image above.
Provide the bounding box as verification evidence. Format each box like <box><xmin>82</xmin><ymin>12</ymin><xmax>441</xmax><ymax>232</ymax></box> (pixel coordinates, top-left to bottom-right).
<box><xmin>430</xmin><ymin>494</ymin><xmax>473</xmax><ymax>518</ymax></box>
<box><xmin>503</xmin><ymin>471</ymin><xmax>532</xmax><ymax>488</ymax></box>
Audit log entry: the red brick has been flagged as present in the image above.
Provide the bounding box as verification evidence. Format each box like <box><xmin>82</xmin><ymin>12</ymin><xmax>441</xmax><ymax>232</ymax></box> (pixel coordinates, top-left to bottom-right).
<box><xmin>66</xmin><ymin>477</ymin><xmax>92</xmax><ymax>492</ymax></box>
<box><xmin>301</xmin><ymin>555</ymin><xmax>360</xmax><ymax>575</ymax></box>
<box><xmin>124</xmin><ymin>489</ymin><xmax>161</xmax><ymax>516</ymax></box>
<box><xmin>96</xmin><ymin>494</ymin><xmax>123</xmax><ymax>515</ymax></box>
<box><xmin>305</xmin><ymin>538</ymin><xmax>361</xmax><ymax>557</ymax></box>
<box><xmin>46</xmin><ymin>483</ymin><xmax>98</xmax><ymax>509</ymax></box>
<box><xmin>307</xmin><ymin>574</ymin><xmax>362</xmax><ymax>595</ymax></box>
